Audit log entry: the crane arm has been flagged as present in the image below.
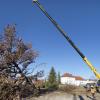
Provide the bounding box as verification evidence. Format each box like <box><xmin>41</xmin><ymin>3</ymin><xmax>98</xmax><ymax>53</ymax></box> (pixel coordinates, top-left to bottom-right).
<box><xmin>32</xmin><ymin>0</ymin><xmax>100</xmax><ymax>79</ymax></box>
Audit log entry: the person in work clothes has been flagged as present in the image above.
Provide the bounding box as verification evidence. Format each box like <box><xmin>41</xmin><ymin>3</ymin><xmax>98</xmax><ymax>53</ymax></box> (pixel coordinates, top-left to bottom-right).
<box><xmin>90</xmin><ymin>86</ymin><xmax>96</xmax><ymax>99</ymax></box>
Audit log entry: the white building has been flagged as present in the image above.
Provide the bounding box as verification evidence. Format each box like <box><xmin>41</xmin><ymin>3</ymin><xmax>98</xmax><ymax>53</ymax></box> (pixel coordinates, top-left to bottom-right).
<box><xmin>61</xmin><ymin>73</ymin><xmax>95</xmax><ymax>86</ymax></box>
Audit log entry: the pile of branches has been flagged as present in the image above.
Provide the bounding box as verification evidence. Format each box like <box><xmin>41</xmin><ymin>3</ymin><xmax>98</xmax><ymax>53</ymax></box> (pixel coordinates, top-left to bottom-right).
<box><xmin>0</xmin><ymin>75</ymin><xmax>18</xmax><ymax>100</ymax></box>
<box><xmin>0</xmin><ymin>75</ymin><xmax>36</xmax><ymax>100</ymax></box>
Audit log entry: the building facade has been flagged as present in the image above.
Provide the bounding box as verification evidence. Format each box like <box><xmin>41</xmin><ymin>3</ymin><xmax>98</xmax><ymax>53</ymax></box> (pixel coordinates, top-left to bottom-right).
<box><xmin>61</xmin><ymin>73</ymin><xmax>95</xmax><ymax>86</ymax></box>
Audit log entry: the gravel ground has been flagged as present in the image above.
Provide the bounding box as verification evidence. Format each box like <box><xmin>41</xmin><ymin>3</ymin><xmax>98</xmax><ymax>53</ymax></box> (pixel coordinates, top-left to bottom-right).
<box><xmin>28</xmin><ymin>91</ymin><xmax>100</xmax><ymax>100</ymax></box>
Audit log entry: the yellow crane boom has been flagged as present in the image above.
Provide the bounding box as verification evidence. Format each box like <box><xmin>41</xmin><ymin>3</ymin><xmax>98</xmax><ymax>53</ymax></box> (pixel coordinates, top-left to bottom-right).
<box><xmin>32</xmin><ymin>0</ymin><xmax>100</xmax><ymax>79</ymax></box>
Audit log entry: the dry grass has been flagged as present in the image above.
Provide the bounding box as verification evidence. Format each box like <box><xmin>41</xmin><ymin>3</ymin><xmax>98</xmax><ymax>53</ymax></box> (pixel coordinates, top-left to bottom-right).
<box><xmin>59</xmin><ymin>84</ymin><xmax>86</xmax><ymax>94</ymax></box>
<box><xmin>59</xmin><ymin>84</ymin><xmax>76</xmax><ymax>93</ymax></box>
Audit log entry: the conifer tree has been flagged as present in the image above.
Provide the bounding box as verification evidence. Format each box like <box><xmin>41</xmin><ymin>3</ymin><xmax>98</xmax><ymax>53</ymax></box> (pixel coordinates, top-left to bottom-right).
<box><xmin>48</xmin><ymin>67</ymin><xmax>57</xmax><ymax>89</ymax></box>
<box><xmin>57</xmin><ymin>72</ymin><xmax>61</xmax><ymax>84</ymax></box>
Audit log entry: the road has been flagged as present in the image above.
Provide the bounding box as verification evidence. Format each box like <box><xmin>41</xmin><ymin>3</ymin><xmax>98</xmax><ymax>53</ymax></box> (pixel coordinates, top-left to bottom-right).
<box><xmin>29</xmin><ymin>91</ymin><xmax>100</xmax><ymax>100</ymax></box>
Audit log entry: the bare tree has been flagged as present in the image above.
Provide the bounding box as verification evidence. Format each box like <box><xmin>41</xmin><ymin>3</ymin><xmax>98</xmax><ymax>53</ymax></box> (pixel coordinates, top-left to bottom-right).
<box><xmin>0</xmin><ymin>25</ymin><xmax>38</xmax><ymax>82</ymax></box>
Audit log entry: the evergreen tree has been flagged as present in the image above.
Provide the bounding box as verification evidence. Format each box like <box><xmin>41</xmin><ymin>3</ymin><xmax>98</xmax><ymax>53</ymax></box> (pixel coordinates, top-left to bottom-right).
<box><xmin>57</xmin><ymin>72</ymin><xmax>61</xmax><ymax>84</ymax></box>
<box><xmin>48</xmin><ymin>67</ymin><xmax>57</xmax><ymax>89</ymax></box>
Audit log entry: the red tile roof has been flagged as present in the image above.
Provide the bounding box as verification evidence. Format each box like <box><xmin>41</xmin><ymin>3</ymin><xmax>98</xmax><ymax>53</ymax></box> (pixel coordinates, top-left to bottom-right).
<box><xmin>74</xmin><ymin>76</ymin><xmax>84</xmax><ymax>80</ymax></box>
<box><xmin>62</xmin><ymin>73</ymin><xmax>73</xmax><ymax>77</ymax></box>
<box><xmin>62</xmin><ymin>73</ymin><xmax>84</xmax><ymax>80</ymax></box>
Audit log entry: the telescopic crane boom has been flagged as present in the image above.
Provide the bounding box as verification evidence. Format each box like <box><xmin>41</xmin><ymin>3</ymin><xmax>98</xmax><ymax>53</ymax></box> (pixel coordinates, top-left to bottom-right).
<box><xmin>32</xmin><ymin>0</ymin><xmax>100</xmax><ymax>79</ymax></box>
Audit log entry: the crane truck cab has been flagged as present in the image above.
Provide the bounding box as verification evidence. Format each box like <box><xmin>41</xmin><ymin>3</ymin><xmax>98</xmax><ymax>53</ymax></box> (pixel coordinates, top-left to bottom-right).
<box><xmin>96</xmin><ymin>80</ymin><xmax>100</xmax><ymax>92</ymax></box>
<box><xmin>97</xmin><ymin>80</ymin><xmax>100</xmax><ymax>86</ymax></box>
<box><xmin>85</xmin><ymin>80</ymin><xmax>100</xmax><ymax>92</ymax></box>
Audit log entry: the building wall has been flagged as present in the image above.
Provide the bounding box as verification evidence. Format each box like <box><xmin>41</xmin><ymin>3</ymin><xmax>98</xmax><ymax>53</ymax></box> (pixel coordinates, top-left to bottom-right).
<box><xmin>61</xmin><ymin>77</ymin><xmax>95</xmax><ymax>86</ymax></box>
<box><xmin>61</xmin><ymin>77</ymin><xmax>75</xmax><ymax>85</ymax></box>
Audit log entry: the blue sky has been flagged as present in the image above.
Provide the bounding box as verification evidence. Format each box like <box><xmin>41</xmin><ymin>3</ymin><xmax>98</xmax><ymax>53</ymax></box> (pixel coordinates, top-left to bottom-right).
<box><xmin>0</xmin><ymin>0</ymin><xmax>100</xmax><ymax>79</ymax></box>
